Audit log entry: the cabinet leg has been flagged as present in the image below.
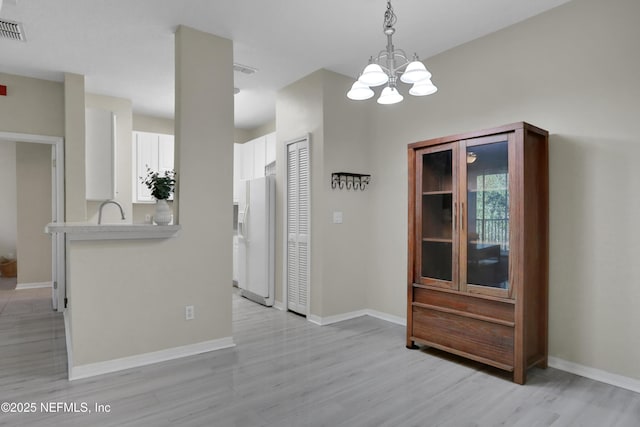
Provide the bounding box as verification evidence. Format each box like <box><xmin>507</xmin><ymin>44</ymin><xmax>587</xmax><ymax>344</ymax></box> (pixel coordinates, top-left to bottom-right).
<box><xmin>406</xmin><ymin>340</ymin><xmax>418</xmax><ymax>350</ymax></box>
<box><xmin>513</xmin><ymin>366</ymin><xmax>525</xmax><ymax>385</ymax></box>
<box><xmin>538</xmin><ymin>357</ymin><xmax>548</xmax><ymax>369</ymax></box>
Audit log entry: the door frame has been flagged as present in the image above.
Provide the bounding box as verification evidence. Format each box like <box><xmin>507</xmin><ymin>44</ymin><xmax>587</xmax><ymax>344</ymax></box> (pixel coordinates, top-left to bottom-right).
<box><xmin>282</xmin><ymin>134</ymin><xmax>311</xmax><ymax>316</ymax></box>
<box><xmin>0</xmin><ymin>131</ymin><xmax>65</xmax><ymax>311</ymax></box>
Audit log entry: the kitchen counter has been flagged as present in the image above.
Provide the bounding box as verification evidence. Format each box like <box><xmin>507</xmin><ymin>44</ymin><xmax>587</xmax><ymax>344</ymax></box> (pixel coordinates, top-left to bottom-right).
<box><xmin>45</xmin><ymin>222</ymin><xmax>181</xmax><ymax>241</ymax></box>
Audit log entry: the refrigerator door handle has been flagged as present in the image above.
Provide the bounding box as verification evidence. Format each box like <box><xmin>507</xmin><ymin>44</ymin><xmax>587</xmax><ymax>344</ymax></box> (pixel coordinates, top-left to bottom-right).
<box><xmin>238</xmin><ymin>180</ymin><xmax>250</xmax><ymax>241</ymax></box>
<box><xmin>242</xmin><ymin>204</ymin><xmax>249</xmax><ymax>242</ymax></box>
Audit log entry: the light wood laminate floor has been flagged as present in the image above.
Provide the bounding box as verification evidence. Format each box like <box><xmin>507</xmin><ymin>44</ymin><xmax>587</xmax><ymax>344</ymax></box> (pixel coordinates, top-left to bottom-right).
<box><xmin>0</xmin><ymin>288</ymin><xmax>638</xmax><ymax>426</ymax></box>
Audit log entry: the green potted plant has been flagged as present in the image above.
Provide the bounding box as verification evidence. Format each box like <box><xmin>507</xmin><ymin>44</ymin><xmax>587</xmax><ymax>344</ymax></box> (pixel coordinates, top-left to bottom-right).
<box><xmin>141</xmin><ymin>167</ymin><xmax>176</xmax><ymax>225</ymax></box>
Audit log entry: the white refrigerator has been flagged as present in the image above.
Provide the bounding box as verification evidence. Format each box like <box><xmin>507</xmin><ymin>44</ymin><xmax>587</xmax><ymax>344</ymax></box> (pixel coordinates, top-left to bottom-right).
<box><xmin>237</xmin><ymin>175</ymin><xmax>275</xmax><ymax>306</ymax></box>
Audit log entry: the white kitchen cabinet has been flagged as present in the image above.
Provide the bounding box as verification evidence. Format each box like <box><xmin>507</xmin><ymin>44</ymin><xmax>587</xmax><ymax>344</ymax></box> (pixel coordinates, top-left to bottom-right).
<box><xmin>265</xmin><ymin>132</ymin><xmax>276</xmax><ymax>165</ymax></box>
<box><xmin>252</xmin><ymin>135</ymin><xmax>266</xmax><ymax>178</ymax></box>
<box><xmin>238</xmin><ymin>132</ymin><xmax>276</xmax><ymax>180</ymax></box>
<box><xmin>85</xmin><ymin>108</ymin><xmax>116</xmax><ymax>200</ymax></box>
<box><xmin>158</xmin><ymin>134</ymin><xmax>174</xmax><ymax>174</ymax></box>
<box><xmin>233</xmin><ymin>132</ymin><xmax>276</xmax><ymax>202</ymax></box>
<box><xmin>133</xmin><ymin>131</ymin><xmax>174</xmax><ymax>203</ymax></box>
<box><xmin>240</xmin><ymin>140</ymin><xmax>254</xmax><ymax>181</ymax></box>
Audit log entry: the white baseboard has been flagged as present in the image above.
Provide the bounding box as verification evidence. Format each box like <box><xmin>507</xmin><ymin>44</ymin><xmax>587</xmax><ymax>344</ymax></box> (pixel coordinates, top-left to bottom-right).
<box><xmin>273</xmin><ymin>300</ymin><xmax>285</xmax><ymax>311</ymax></box>
<box><xmin>16</xmin><ymin>281</ymin><xmax>52</xmax><ymax>290</ymax></box>
<box><xmin>69</xmin><ymin>337</ymin><xmax>235</xmax><ymax>381</ymax></box>
<box><xmin>307</xmin><ymin>314</ymin><xmax>321</xmax><ymax>325</ymax></box>
<box><xmin>548</xmin><ymin>356</ymin><xmax>640</xmax><ymax>394</ymax></box>
<box><xmin>307</xmin><ymin>310</ymin><xmax>367</xmax><ymax>326</ymax></box>
<box><xmin>366</xmin><ymin>309</ymin><xmax>407</xmax><ymax>326</ymax></box>
<box><xmin>63</xmin><ymin>311</ymin><xmax>73</xmax><ymax>381</ymax></box>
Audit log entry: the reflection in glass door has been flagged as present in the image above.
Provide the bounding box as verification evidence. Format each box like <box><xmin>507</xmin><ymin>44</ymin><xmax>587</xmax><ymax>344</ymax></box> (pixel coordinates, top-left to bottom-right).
<box><xmin>465</xmin><ymin>141</ymin><xmax>510</xmax><ymax>290</ymax></box>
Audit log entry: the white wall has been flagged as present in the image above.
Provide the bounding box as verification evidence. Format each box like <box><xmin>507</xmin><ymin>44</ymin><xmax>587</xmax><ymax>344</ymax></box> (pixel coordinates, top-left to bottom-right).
<box><xmin>321</xmin><ymin>70</ymin><xmax>372</xmax><ymax>317</ymax></box>
<box><xmin>276</xmin><ymin>70</ymin><xmax>324</xmax><ymax>314</ymax></box>
<box><xmin>0</xmin><ymin>142</ymin><xmax>17</xmax><ymax>260</ymax></box>
<box><xmin>0</xmin><ymin>72</ymin><xmax>63</xmax><ymax>278</ymax></box>
<box><xmin>235</xmin><ymin>120</ymin><xmax>276</xmax><ymax>144</ymax></box>
<box><xmin>365</xmin><ymin>0</ymin><xmax>640</xmax><ymax>381</ymax></box>
<box><xmin>133</xmin><ymin>114</ymin><xmax>174</xmax><ymax>135</ymax></box>
<box><xmin>276</xmin><ymin>69</ymin><xmax>373</xmax><ymax>318</ymax></box>
<box><xmin>68</xmin><ymin>25</ymin><xmax>235</xmax><ymax>366</ymax></box>
<box><xmin>0</xmin><ymin>72</ymin><xmax>64</xmax><ymax>137</ymax></box>
<box><xmin>16</xmin><ymin>142</ymin><xmax>52</xmax><ymax>284</ymax></box>
<box><xmin>64</xmin><ymin>73</ymin><xmax>86</xmax><ymax>222</ymax></box>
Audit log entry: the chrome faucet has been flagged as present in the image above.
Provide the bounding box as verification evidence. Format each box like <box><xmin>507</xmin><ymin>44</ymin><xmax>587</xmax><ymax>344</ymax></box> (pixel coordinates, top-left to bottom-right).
<box><xmin>98</xmin><ymin>200</ymin><xmax>126</xmax><ymax>224</ymax></box>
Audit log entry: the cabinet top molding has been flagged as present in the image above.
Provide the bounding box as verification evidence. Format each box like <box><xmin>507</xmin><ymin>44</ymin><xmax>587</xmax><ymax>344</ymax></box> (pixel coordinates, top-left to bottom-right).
<box><xmin>408</xmin><ymin>122</ymin><xmax>548</xmax><ymax>150</ymax></box>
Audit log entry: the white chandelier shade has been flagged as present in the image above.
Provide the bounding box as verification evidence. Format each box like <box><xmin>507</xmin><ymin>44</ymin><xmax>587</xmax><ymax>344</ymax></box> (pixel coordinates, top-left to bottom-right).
<box><xmin>358</xmin><ymin>63</ymin><xmax>389</xmax><ymax>87</ymax></box>
<box><xmin>400</xmin><ymin>61</ymin><xmax>432</xmax><ymax>84</ymax></box>
<box><xmin>377</xmin><ymin>86</ymin><xmax>404</xmax><ymax>105</ymax></box>
<box><xmin>409</xmin><ymin>79</ymin><xmax>438</xmax><ymax>96</ymax></box>
<box><xmin>348</xmin><ymin>1</ymin><xmax>437</xmax><ymax>105</ymax></box>
<box><xmin>347</xmin><ymin>81</ymin><xmax>375</xmax><ymax>100</ymax></box>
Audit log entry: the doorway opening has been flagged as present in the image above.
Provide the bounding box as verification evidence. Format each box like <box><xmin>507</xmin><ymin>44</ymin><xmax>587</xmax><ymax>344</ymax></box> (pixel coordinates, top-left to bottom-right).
<box><xmin>0</xmin><ymin>132</ymin><xmax>65</xmax><ymax>311</ymax></box>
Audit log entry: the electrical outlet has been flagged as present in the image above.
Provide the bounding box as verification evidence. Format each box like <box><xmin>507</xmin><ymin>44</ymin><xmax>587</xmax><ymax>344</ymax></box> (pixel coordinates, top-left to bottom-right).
<box><xmin>185</xmin><ymin>305</ymin><xmax>195</xmax><ymax>320</ymax></box>
<box><xmin>145</xmin><ymin>214</ymin><xmax>152</xmax><ymax>223</ymax></box>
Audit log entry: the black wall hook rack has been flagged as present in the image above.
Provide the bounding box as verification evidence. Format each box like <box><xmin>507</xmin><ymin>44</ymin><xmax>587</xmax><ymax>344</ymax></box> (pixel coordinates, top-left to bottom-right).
<box><xmin>331</xmin><ymin>172</ymin><xmax>371</xmax><ymax>190</ymax></box>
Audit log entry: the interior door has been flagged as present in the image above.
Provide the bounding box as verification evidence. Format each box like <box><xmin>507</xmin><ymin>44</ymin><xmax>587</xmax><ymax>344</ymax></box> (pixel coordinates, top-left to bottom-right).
<box><xmin>286</xmin><ymin>137</ymin><xmax>310</xmax><ymax>315</ymax></box>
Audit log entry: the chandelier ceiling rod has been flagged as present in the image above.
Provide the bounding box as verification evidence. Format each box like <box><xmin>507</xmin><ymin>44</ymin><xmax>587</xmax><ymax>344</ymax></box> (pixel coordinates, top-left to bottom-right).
<box><xmin>347</xmin><ymin>0</ymin><xmax>437</xmax><ymax>105</ymax></box>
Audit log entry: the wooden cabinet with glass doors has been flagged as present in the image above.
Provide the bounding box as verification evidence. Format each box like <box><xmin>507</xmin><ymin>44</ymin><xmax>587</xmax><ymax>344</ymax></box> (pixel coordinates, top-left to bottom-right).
<box><xmin>407</xmin><ymin>122</ymin><xmax>548</xmax><ymax>384</ymax></box>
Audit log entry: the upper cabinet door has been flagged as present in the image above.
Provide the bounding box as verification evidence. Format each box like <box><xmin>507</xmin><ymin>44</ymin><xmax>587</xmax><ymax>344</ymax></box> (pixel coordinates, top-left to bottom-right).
<box><xmin>133</xmin><ymin>131</ymin><xmax>174</xmax><ymax>203</ymax></box>
<box><xmin>415</xmin><ymin>143</ymin><xmax>458</xmax><ymax>289</ymax></box>
<box><xmin>135</xmin><ymin>132</ymin><xmax>158</xmax><ymax>202</ymax></box>
<box><xmin>459</xmin><ymin>133</ymin><xmax>515</xmax><ymax>298</ymax></box>
<box><xmin>252</xmin><ymin>136</ymin><xmax>266</xmax><ymax>178</ymax></box>
<box><xmin>265</xmin><ymin>132</ymin><xmax>276</xmax><ymax>165</ymax></box>
<box><xmin>157</xmin><ymin>134</ymin><xmax>175</xmax><ymax>174</ymax></box>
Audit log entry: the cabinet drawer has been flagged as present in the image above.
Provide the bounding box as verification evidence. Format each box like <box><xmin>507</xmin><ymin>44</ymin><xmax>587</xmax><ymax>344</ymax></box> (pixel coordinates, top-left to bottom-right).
<box><xmin>413</xmin><ymin>287</ymin><xmax>514</xmax><ymax>324</ymax></box>
<box><xmin>412</xmin><ymin>306</ymin><xmax>514</xmax><ymax>368</ymax></box>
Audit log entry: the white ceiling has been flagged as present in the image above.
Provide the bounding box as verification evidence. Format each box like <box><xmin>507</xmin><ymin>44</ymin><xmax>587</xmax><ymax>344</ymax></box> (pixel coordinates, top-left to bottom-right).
<box><xmin>0</xmin><ymin>0</ymin><xmax>570</xmax><ymax>130</ymax></box>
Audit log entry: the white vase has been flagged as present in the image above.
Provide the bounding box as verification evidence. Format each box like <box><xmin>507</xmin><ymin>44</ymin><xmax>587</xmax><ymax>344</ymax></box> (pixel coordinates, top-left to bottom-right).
<box><xmin>154</xmin><ymin>199</ymin><xmax>172</xmax><ymax>225</ymax></box>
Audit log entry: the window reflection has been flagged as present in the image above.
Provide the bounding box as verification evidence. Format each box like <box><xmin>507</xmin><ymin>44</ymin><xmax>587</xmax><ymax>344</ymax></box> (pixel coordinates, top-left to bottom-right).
<box><xmin>467</xmin><ymin>142</ymin><xmax>509</xmax><ymax>289</ymax></box>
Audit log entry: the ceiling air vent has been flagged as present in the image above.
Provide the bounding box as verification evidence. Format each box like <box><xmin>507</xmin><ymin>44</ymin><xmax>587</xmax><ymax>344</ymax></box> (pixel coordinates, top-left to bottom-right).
<box><xmin>233</xmin><ymin>63</ymin><xmax>257</xmax><ymax>75</ymax></box>
<box><xmin>0</xmin><ymin>19</ymin><xmax>25</xmax><ymax>41</ymax></box>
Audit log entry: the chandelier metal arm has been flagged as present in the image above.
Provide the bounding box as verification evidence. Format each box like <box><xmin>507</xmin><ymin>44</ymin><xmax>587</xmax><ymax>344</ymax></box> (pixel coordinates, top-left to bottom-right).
<box><xmin>347</xmin><ymin>0</ymin><xmax>437</xmax><ymax>104</ymax></box>
<box><xmin>373</xmin><ymin>49</ymin><xmax>411</xmax><ymax>76</ymax></box>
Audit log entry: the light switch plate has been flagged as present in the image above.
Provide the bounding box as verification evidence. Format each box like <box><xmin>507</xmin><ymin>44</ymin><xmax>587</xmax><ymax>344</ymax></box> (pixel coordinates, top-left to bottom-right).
<box><xmin>333</xmin><ymin>211</ymin><xmax>343</xmax><ymax>224</ymax></box>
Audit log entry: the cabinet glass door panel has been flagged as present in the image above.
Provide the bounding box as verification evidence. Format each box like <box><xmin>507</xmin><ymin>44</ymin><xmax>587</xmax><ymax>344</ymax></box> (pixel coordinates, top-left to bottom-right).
<box><xmin>465</xmin><ymin>141</ymin><xmax>510</xmax><ymax>291</ymax></box>
<box><xmin>417</xmin><ymin>146</ymin><xmax>456</xmax><ymax>287</ymax></box>
<box><xmin>422</xmin><ymin>193</ymin><xmax>452</xmax><ymax>240</ymax></box>
<box><xmin>421</xmin><ymin>241</ymin><xmax>453</xmax><ymax>281</ymax></box>
<box><xmin>422</xmin><ymin>150</ymin><xmax>452</xmax><ymax>193</ymax></box>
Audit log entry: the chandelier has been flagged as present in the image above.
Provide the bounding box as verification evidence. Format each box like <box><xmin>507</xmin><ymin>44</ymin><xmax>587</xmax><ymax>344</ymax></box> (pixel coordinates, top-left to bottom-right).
<box><xmin>347</xmin><ymin>0</ymin><xmax>437</xmax><ymax>105</ymax></box>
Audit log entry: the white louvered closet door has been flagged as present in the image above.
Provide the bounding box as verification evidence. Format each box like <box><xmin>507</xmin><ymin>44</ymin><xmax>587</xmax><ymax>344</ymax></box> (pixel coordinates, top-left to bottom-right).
<box><xmin>286</xmin><ymin>137</ymin><xmax>310</xmax><ymax>315</ymax></box>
